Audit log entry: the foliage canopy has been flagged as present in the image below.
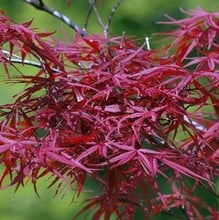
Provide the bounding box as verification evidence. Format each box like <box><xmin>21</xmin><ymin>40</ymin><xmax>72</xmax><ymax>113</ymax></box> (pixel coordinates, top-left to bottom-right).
<box><xmin>0</xmin><ymin>1</ymin><xmax>218</xmax><ymax>219</ymax></box>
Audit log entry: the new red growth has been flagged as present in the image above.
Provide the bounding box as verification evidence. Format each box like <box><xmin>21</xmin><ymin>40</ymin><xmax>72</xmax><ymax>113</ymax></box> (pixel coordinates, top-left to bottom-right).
<box><xmin>0</xmin><ymin>8</ymin><xmax>218</xmax><ymax>219</ymax></box>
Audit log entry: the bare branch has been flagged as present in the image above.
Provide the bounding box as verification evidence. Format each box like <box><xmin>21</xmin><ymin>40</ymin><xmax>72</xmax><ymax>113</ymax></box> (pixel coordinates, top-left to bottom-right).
<box><xmin>105</xmin><ymin>0</ymin><xmax>124</xmax><ymax>37</ymax></box>
<box><xmin>84</xmin><ymin>0</ymin><xmax>96</xmax><ymax>30</ymax></box>
<box><xmin>88</xmin><ymin>0</ymin><xmax>106</xmax><ymax>36</ymax></box>
<box><xmin>1</xmin><ymin>50</ymin><xmax>61</xmax><ymax>73</ymax></box>
<box><xmin>22</xmin><ymin>0</ymin><xmax>124</xmax><ymax>38</ymax></box>
<box><xmin>145</xmin><ymin>36</ymin><xmax>151</xmax><ymax>50</ymax></box>
<box><xmin>87</xmin><ymin>0</ymin><xmax>124</xmax><ymax>38</ymax></box>
<box><xmin>183</xmin><ymin>115</ymin><xmax>206</xmax><ymax>132</ymax></box>
<box><xmin>22</xmin><ymin>0</ymin><xmax>87</xmax><ymax>36</ymax></box>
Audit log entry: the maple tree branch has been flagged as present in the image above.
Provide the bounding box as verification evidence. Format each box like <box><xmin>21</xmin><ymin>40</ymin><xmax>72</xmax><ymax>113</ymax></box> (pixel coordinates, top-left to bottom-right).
<box><xmin>88</xmin><ymin>0</ymin><xmax>106</xmax><ymax>34</ymax></box>
<box><xmin>84</xmin><ymin>0</ymin><xmax>96</xmax><ymax>30</ymax></box>
<box><xmin>22</xmin><ymin>0</ymin><xmax>124</xmax><ymax>38</ymax></box>
<box><xmin>105</xmin><ymin>0</ymin><xmax>124</xmax><ymax>36</ymax></box>
<box><xmin>88</xmin><ymin>0</ymin><xmax>124</xmax><ymax>37</ymax></box>
<box><xmin>183</xmin><ymin>115</ymin><xmax>206</xmax><ymax>132</ymax></box>
<box><xmin>1</xmin><ymin>50</ymin><xmax>61</xmax><ymax>73</ymax></box>
<box><xmin>22</xmin><ymin>0</ymin><xmax>87</xmax><ymax>36</ymax></box>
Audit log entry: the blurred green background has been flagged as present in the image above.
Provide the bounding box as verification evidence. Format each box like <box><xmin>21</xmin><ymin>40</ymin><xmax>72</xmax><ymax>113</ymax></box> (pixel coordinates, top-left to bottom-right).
<box><xmin>0</xmin><ymin>0</ymin><xmax>219</xmax><ymax>219</ymax></box>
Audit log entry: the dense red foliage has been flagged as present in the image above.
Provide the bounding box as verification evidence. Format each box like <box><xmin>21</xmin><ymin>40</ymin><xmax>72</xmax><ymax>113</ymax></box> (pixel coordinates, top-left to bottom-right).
<box><xmin>0</xmin><ymin>8</ymin><xmax>218</xmax><ymax>219</ymax></box>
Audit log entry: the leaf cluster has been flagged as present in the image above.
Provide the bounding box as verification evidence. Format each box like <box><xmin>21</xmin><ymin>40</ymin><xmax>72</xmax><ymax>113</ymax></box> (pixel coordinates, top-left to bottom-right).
<box><xmin>0</xmin><ymin>7</ymin><xmax>218</xmax><ymax>220</ymax></box>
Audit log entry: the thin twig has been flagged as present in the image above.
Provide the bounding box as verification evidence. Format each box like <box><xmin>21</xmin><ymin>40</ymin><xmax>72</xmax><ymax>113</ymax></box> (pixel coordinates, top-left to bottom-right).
<box><xmin>23</xmin><ymin>0</ymin><xmax>87</xmax><ymax>36</ymax></box>
<box><xmin>2</xmin><ymin>50</ymin><xmax>61</xmax><ymax>73</ymax></box>
<box><xmin>183</xmin><ymin>115</ymin><xmax>206</xmax><ymax>132</ymax></box>
<box><xmin>145</xmin><ymin>36</ymin><xmax>151</xmax><ymax>50</ymax></box>
<box><xmin>88</xmin><ymin>0</ymin><xmax>106</xmax><ymax>35</ymax></box>
<box><xmin>88</xmin><ymin>0</ymin><xmax>124</xmax><ymax>37</ymax></box>
<box><xmin>105</xmin><ymin>0</ymin><xmax>124</xmax><ymax>37</ymax></box>
<box><xmin>84</xmin><ymin>0</ymin><xmax>96</xmax><ymax>30</ymax></box>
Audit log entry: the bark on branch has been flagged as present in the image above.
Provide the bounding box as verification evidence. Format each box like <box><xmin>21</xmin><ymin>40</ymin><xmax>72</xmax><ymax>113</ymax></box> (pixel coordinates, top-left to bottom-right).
<box><xmin>23</xmin><ymin>0</ymin><xmax>87</xmax><ymax>36</ymax></box>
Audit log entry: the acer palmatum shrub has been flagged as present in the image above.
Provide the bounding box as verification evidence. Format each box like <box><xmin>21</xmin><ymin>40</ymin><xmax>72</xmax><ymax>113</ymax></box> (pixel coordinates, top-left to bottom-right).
<box><xmin>0</xmin><ymin>2</ymin><xmax>218</xmax><ymax>220</ymax></box>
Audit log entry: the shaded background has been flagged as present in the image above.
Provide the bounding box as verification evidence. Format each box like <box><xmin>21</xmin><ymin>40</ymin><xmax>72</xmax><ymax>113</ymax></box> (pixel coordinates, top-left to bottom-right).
<box><xmin>0</xmin><ymin>0</ymin><xmax>219</xmax><ymax>219</ymax></box>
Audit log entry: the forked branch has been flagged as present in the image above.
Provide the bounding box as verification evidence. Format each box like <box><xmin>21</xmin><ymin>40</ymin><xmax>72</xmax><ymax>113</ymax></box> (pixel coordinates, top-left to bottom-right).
<box><xmin>22</xmin><ymin>0</ymin><xmax>124</xmax><ymax>37</ymax></box>
<box><xmin>88</xmin><ymin>0</ymin><xmax>106</xmax><ymax>32</ymax></box>
<box><xmin>88</xmin><ymin>0</ymin><xmax>124</xmax><ymax>37</ymax></box>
